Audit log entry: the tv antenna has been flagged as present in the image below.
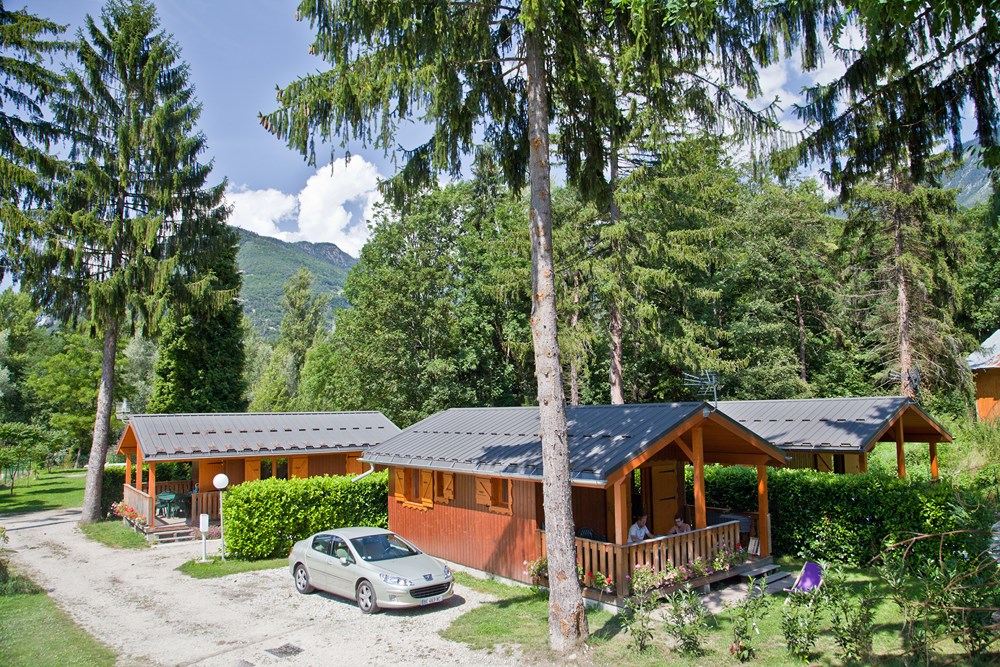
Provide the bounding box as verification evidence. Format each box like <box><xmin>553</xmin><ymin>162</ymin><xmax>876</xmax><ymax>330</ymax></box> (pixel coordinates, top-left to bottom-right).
<box><xmin>683</xmin><ymin>370</ymin><xmax>720</xmax><ymax>407</ymax></box>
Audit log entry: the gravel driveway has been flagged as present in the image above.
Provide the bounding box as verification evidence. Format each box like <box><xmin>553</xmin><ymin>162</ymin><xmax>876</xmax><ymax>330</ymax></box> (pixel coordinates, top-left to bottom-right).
<box><xmin>3</xmin><ymin>508</ymin><xmax>528</xmax><ymax>667</ymax></box>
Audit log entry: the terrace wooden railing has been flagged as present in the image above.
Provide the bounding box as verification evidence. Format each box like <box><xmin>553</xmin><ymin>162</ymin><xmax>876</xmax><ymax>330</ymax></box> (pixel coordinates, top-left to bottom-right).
<box><xmin>123</xmin><ymin>484</ymin><xmax>151</xmax><ymax>527</ymax></box>
<box><xmin>136</xmin><ymin>479</ymin><xmax>194</xmax><ymax>495</ymax></box>
<box><xmin>539</xmin><ymin>520</ymin><xmax>742</xmax><ymax>599</ymax></box>
<box><xmin>190</xmin><ymin>491</ymin><xmax>221</xmax><ymax>520</ymax></box>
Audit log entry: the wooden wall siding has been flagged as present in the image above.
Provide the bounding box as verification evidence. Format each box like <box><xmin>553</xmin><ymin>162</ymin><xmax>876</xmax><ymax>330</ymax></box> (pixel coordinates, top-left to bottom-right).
<box><xmin>307</xmin><ymin>453</ymin><xmax>347</xmax><ymax>478</ymax></box>
<box><xmin>198</xmin><ymin>459</ymin><xmax>246</xmax><ymax>490</ymax></box>
<box><xmin>976</xmin><ymin>369</ymin><xmax>1000</xmax><ymax>422</ymax></box>
<box><xmin>389</xmin><ymin>472</ymin><xmax>540</xmax><ymax>582</ymax></box>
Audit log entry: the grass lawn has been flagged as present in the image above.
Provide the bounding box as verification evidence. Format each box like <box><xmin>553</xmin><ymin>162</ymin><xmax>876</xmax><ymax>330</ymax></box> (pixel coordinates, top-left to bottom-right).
<box><xmin>0</xmin><ymin>469</ymin><xmax>88</xmax><ymax>515</ymax></box>
<box><xmin>443</xmin><ymin>561</ymin><xmax>998</xmax><ymax>666</ymax></box>
<box><xmin>0</xmin><ymin>588</ymin><xmax>116</xmax><ymax>667</ymax></box>
<box><xmin>177</xmin><ymin>556</ymin><xmax>288</xmax><ymax>579</ymax></box>
<box><xmin>79</xmin><ymin>520</ymin><xmax>149</xmax><ymax>549</ymax></box>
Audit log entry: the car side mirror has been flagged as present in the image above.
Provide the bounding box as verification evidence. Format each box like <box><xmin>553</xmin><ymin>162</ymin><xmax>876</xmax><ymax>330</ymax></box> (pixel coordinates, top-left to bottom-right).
<box><xmin>340</xmin><ymin>557</ymin><xmax>351</xmax><ymax>566</ymax></box>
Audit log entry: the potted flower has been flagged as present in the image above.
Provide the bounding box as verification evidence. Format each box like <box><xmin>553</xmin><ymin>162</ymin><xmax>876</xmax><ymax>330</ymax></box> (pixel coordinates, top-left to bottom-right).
<box><xmin>523</xmin><ymin>556</ymin><xmax>548</xmax><ymax>585</ymax></box>
<box><xmin>592</xmin><ymin>570</ymin><xmax>615</xmax><ymax>594</ymax></box>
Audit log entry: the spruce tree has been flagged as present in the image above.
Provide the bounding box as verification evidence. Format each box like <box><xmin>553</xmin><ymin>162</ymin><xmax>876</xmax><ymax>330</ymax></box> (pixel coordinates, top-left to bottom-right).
<box><xmin>6</xmin><ymin>0</ymin><xmax>230</xmax><ymax>522</ymax></box>
<box><xmin>0</xmin><ymin>2</ymin><xmax>66</xmax><ymax>279</ymax></box>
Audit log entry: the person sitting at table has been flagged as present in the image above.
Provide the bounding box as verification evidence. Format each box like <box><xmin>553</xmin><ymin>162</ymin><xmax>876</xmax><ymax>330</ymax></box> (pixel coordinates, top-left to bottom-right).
<box><xmin>667</xmin><ymin>514</ymin><xmax>692</xmax><ymax>535</ymax></box>
<box><xmin>628</xmin><ymin>514</ymin><xmax>655</xmax><ymax>543</ymax></box>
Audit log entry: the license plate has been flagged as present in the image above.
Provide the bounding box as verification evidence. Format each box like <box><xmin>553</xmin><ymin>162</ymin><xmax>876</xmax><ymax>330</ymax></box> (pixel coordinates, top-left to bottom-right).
<box><xmin>420</xmin><ymin>594</ymin><xmax>444</xmax><ymax>606</ymax></box>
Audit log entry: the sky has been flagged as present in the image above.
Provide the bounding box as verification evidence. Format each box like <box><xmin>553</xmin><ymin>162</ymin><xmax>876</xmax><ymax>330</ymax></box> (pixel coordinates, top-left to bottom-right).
<box><xmin>25</xmin><ymin>1</ymin><xmax>849</xmax><ymax>260</ymax></box>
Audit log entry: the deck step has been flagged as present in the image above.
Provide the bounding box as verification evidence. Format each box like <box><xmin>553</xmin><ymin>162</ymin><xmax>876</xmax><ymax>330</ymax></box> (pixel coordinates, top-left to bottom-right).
<box><xmin>150</xmin><ymin>528</ymin><xmax>197</xmax><ymax>544</ymax></box>
<box><xmin>739</xmin><ymin>563</ymin><xmax>782</xmax><ymax>581</ymax></box>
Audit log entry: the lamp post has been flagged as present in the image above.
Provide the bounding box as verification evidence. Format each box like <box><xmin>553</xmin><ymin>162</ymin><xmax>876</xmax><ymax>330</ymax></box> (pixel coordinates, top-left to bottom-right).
<box><xmin>115</xmin><ymin>398</ymin><xmax>131</xmax><ymax>423</ymax></box>
<box><xmin>213</xmin><ymin>473</ymin><xmax>229</xmax><ymax>561</ymax></box>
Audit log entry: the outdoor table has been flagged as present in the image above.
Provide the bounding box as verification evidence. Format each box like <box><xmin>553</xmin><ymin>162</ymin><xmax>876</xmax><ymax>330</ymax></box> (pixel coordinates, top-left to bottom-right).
<box><xmin>156</xmin><ymin>491</ymin><xmax>179</xmax><ymax>517</ymax></box>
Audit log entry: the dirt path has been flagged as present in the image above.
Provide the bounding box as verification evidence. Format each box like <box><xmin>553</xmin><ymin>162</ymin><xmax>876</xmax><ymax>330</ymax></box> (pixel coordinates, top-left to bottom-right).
<box><xmin>3</xmin><ymin>508</ymin><xmax>527</xmax><ymax>667</ymax></box>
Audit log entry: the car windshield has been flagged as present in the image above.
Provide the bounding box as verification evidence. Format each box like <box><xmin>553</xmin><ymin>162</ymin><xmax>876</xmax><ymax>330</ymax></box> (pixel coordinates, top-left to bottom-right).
<box><xmin>350</xmin><ymin>534</ymin><xmax>420</xmax><ymax>562</ymax></box>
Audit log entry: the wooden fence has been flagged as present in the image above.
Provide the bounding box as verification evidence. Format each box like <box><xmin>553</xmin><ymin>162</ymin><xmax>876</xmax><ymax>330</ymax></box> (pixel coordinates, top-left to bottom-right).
<box><xmin>190</xmin><ymin>491</ymin><xmax>221</xmax><ymax>520</ymax></box>
<box><xmin>123</xmin><ymin>484</ymin><xmax>151</xmax><ymax>526</ymax></box>
<box><xmin>540</xmin><ymin>520</ymin><xmax>742</xmax><ymax>598</ymax></box>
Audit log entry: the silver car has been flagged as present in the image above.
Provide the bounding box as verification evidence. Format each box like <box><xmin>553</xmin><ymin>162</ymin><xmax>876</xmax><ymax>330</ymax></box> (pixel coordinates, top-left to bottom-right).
<box><xmin>288</xmin><ymin>527</ymin><xmax>454</xmax><ymax>613</ymax></box>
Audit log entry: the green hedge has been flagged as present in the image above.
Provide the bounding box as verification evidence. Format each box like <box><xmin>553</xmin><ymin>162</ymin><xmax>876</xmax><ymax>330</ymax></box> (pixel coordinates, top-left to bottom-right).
<box><xmin>688</xmin><ymin>466</ymin><xmax>995</xmax><ymax>565</ymax></box>
<box><xmin>222</xmin><ymin>472</ymin><xmax>389</xmax><ymax>560</ymax></box>
<box><xmin>100</xmin><ymin>462</ymin><xmax>191</xmax><ymax>518</ymax></box>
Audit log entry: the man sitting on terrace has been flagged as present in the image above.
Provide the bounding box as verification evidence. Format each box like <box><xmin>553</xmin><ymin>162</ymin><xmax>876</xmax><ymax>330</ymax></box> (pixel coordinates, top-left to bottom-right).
<box><xmin>628</xmin><ymin>514</ymin><xmax>655</xmax><ymax>543</ymax></box>
<box><xmin>667</xmin><ymin>515</ymin><xmax>692</xmax><ymax>535</ymax></box>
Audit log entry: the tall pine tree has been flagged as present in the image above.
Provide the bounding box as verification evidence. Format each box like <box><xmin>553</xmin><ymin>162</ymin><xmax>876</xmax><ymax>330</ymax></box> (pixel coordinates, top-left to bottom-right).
<box><xmin>6</xmin><ymin>0</ymin><xmax>230</xmax><ymax>522</ymax></box>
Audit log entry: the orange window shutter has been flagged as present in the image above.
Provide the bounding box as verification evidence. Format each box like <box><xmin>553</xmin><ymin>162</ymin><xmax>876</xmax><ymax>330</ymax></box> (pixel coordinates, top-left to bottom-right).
<box><xmin>475</xmin><ymin>477</ymin><xmax>491</xmax><ymax>506</ymax></box>
<box><xmin>419</xmin><ymin>470</ymin><xmax>434</xmax><ymax>507</ymax></box>
<box><xmin>393</xmin><ymin>468</ymin><xmax>406</xmax><ymax>502</ymax></box>
<box><xmin>443</xmin><ymin>472</ymin><xmax>455</xmax><ymax>501</ymax></box>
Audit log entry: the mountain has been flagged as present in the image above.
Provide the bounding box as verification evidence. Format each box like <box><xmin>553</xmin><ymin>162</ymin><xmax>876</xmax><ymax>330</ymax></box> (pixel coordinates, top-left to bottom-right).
<box><xmin>235</xmin><ymin>228</ymin><xmax>357</xmax><ymax>339</ymax></box>
<box><xmin>942</xmin><ymin>149</ymin><xmax>993</xmax><ymax>208</ymax></box>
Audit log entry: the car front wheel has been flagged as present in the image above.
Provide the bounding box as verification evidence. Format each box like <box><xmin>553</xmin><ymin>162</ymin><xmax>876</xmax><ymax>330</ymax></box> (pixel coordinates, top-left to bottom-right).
<box><xmin>294</xmin><ymin>564</ymin><xmax>314</xmax><ymax>594</ymax></box>
<box><xmin>356</xmin><ymin>580</ymin><xmax>380</xmax><ymax>614</ymax></box>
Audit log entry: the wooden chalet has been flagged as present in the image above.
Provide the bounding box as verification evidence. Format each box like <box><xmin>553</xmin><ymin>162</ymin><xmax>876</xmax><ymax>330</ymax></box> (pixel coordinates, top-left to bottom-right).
<box><xmin>114</xmin><ymin>411</ymin><xmax>399</xmax><ymax>535</ymax></box>
<box><xmin>360</xmin><ymin>403</ymin><xmax>787</xmax><ymax>599</ymax></box>
<box><xmin>968</xmin><ymin>330</ymin><xmax>1000</xmax><ymax>423</ymax></box>
<box><xmin>718</xmin><ymin>396</ymin><xmax>952</xmax><ymax>478</ymax></box>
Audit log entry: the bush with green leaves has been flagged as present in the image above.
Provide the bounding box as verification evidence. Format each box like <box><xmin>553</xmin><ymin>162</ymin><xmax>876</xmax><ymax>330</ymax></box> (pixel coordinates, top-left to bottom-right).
<box><xmin>662</xmin><ymin>585</ymin><xmax>711</xmax><ymax>656</ymax></box>
<box><xmin>695</xmin><ymin>465</ymin><xmax>994</xmax><ymax>565</ymax></box>
<box><xmin>781</xmin><ymin>587</ymin><xmax>825</xmax><ymax>661</ymax></box>
<box><xmin>729</xmin><ymin>578</ymin><xmax>771</xmax><ymax>662</ymax></box>
<box><xmin>222</xmin><ymin>472</ymin><xmax>388</xmax><ymax>560</ymax></box>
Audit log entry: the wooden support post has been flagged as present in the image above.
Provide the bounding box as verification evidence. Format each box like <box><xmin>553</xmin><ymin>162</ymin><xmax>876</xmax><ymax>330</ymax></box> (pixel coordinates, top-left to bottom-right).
<box><xmin>859</xmin><ymin>452</ymin><xmax>868</xmax><ymax>473</ymax></box>
<box><xmin>756</xmin><ymin>463</ymin><xmax>770</xmax><ymax>558</ymax></box>
<box><xmin>929</xmin><ymin>440</ymin><xmax>939</xmax><ymax>480</ymax></box>
<box><xmin>125</xmin><ymin>453</ymin><xmax>132</xmax><ymax>487</ymax></box>
<box><xmin>612</xmin><ymin>478</ymin><xmax>629</xmax><ymax>545</ymax></box>
<box><xmin>895</xmin><ymin>420</ymin><xmax>906</xmax><ymax>478</ymax></box>
<box><xmin>148</xmin><ymin>462</ymin><xmax>157</xmax><ymax>526</ymax></box>
<box><xmin>693</xmin><ymin>424</ymin><xmax>706</xmax><ymax>530</ymax></box>
<box><xmin>136</xmin><ymin>449</ymin><xmax>144</xmax><ymax>491</ymax></box>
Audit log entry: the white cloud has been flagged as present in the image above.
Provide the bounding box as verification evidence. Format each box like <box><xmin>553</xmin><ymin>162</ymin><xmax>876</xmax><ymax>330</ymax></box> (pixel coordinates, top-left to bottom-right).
<box><xmin>226</xmin><ymin>157</ymin><xmax>383</xmax><ymax>257</ymax></box>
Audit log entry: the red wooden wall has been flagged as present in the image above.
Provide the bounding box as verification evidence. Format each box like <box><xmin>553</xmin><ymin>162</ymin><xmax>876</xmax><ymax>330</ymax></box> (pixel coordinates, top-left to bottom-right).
<box><xmin>389</xmin><ymin>472</ymin><xmax>540</xmax><ymax>582</ymax></box>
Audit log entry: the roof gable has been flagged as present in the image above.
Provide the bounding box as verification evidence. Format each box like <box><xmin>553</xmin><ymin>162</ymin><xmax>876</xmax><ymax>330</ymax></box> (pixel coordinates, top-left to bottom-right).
<box><xmin>968</xmin><ymin>329</ymin><xmax>1000</xmax><ymax>370</ymax></box>
<box><xmin>716</xmin><ymin>397</ymin><xmax>951</xmax><ymax>453</ymax></box>
<box><xmin>117</xmin><ymin>412</ymin><xmax>400</xmax><ymax>462</ymax></box>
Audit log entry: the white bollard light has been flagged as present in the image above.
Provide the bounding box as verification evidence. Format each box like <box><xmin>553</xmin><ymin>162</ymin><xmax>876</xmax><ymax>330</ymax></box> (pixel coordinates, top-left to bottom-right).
<box><xmin>199</xmin><ymin>513</ymin><xmax>210</xmax><ymax>563</ymax></box>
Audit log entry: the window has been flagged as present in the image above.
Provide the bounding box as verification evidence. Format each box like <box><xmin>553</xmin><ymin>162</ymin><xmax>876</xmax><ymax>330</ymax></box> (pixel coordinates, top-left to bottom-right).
<box><xmin>434</xmin><ymin>471</ymin><xmax>455</xmax><ymax>504</ymax></box>
<box><xmin>331</xmin><ymin>537</ymin><xmax>352</xmax><ymax>562</ymax></box>
<box><xmin>475</xmin><ymin>476</ymin><xmax>513</xmax><ymax>515</ymax></box>
<box><xmin>311</xmin><ymin>534</ymin><xmax>332</xmax><ymax>556</ymax></box>
<box><xmin>393</xmin><ymin>468</ymin><xmax>433</xmax><ymax>509</ymax></box>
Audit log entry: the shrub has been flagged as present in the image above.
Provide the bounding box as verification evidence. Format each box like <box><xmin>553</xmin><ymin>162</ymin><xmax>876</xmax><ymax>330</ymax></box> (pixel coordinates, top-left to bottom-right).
<box><xmin>662</xmin><ymin>585</ymin><xmax>711</xmax><ymax>656</ymax></box>
<box><xmin>695</xmin><ymin>466</ymin><xmax>995</xmax><ymax>565</ymax></box>
<box><xmin>729</xmin><ymin>578</ymin><xmax>771</xmax><ymax>662</ymax></box>
<box><xmin>781</xmin><ymin>588</ymin><xmax>825</xmax><ymax>661</ymax></box>
<box><xmin>223</xmin><ymin>472</ymin><xmax>388</xmax><ymax>560</ymax></box>
<box><xmin>621</xmin><ymin>586</ymin><xmax>658</xmax><ymax>653</ymax></box>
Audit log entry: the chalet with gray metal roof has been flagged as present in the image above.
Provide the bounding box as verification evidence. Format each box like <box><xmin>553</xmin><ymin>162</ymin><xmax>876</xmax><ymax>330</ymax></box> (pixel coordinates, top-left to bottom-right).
<box><xmin>968</xmin><ymin>329</ymin><xmax>1000</xmax><ymax>422</ymax></box>
<box><xmin>114</xmin><ymin>412</ymin><xmax>399</xmax><ymax>534</ymax></box>
<box><xmin>717</xmin><ymin>396</ymin><xmax>950</xmax><ymax>476</ymax></box>
<box><xmin>364</xmin><ymin>402</ymin><xmax>787</xmax><ymax>590</ymax></box>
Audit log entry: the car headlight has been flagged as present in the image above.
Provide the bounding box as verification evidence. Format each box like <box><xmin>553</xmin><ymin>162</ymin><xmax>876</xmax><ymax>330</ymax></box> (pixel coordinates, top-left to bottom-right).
<box><xmin>442</xmin><ymin>565</ymin><xmax>452</xmax><ymax>580</ymax></box>
<box><xmin>379</xmin><ymin>573</ymin><xmax>413</xmax><ymax>587</ymax></box>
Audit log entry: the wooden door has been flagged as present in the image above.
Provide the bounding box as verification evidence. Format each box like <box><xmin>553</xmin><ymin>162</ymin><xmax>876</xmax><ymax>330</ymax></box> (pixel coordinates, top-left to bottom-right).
<box><xmin>244</xmin><ymin>459</ymin><xmax>261</xmax><ymax>482</ymax></box>
<box><xmin>649</xmin><ymin>462</ymin><xmax>679</xmax><ymax>535</ymax></box>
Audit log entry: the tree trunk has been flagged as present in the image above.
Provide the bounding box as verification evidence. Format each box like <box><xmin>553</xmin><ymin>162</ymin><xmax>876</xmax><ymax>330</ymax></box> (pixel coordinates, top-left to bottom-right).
<box><xmin>525</xmin><ymin>26</ymin><xmax>588</xmax><ymax>652</ymax></box>
<box><xmin>795</xmin><ymin>291</ymin><xmax>808</xmax><ymax>383</ymax></box>
<box><xmin>608</xmin><ymin>149</ymin><xmax>625</xmax><ymax>405</ymax></box>
<box><xmin>894</xmin><ymin>208</ymin><xmax>914</xmax><ymax>397</ymax></box>
<box><xmin>80</xmin><ymin>319</ymin><xmax>119</xmax><ymax>523</ymax></box>
<box><xmin>569</xmin><ymin>271</ymin><xmax>581</xmax><ymax>406</ymax></box>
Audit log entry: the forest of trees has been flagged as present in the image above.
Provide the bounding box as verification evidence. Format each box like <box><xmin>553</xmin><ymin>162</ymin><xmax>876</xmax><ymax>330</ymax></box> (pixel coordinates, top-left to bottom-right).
<box><xmin>3</xmin><ymin>0</ymin><xmax>1000</xmax><ymax>651</ymax></box>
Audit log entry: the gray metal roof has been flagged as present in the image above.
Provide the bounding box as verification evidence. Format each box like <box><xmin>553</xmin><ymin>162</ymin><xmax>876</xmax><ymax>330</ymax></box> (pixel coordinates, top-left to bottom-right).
<box><xmin>361</xmin><ymin>403</ymin><xmax>785</xmax><ymax>486</ymax></box>
<box><xmin>120</xmin><ymin>412</ymin><xmax>400</xmax><ymax>462</ymax></box>
<box><xmin>968</xmin><ymin>329</ymin><xmax>1000</xmax><ymax>370</ymax></box>
<box><xmin>716</xmin><ymin>396</ymin><xmax>950</xmax><ymax>453</ymax></box>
